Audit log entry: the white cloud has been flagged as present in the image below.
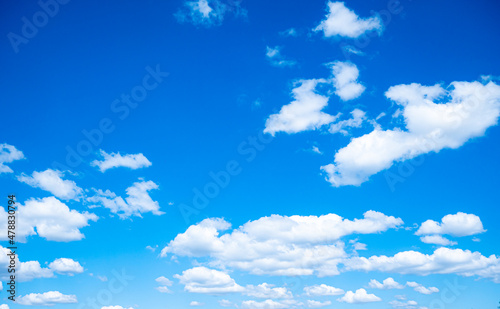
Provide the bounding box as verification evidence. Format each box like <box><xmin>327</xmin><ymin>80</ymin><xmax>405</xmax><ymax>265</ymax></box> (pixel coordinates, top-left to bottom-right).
<box><xmin>343</xmin><ymin>247</ymin><xmax>500</xmax><ymax>282</ymax></box>
<box><xmin>162</xmin><ymin>211</ymin><xmax>402</xmax><ymax>276</ymax></box>
<box><xmin>416</xmin><ymin>212</ymin><xmax>485</xmax><ymax>237</ymax></box>
<box><xmin>156</xmin><ymin>276</ymin><xmax>174</xmax><ymax>293</ymax></box>
<box><xmin>48</xmin><ymin>258</ymin><xmax>84</xmax><ymax>275</ymax></box>
<box><xmin>337</xmin><ymin>288</ymin><xmax>381</xmax><ymax>303</ymax></box>
<box><xmin>329</xmin><ymin>62</ymin><xmax>365</xmax><ymax>101</ymax></box>
<box><xmin>219</xmin><ymin>299</ymin><xmax>234</xmax><ymax>307</ymax></box>
<box><xmin>280</xmin><ymin>28</ymin><xmax>298</xmax><ymax>37</ymax></box>
<box><xmin>17</xmin><ymin>169</ymin><xmax>83</xmax><ymax>201</ymax></box>
<box><xmin>389</xmin><ymin>300</ymin><xmax>420</xmax><ymax>309</ymax></box>
<box><xmin>190</xmin><ymin>301</ymin><xmax>205</xmax><ymax>306</ymax></box>
<box><xmin>368</xmin><ymin>277</ymin><xmax>404</xmax><ymax>289</ymax></box>
<box><xmin>17</xmin><ymin>291</ymin><xmax>77</xmax><ymax>306</ymax></box>
<box><xmin>315</xmin><ymin>2</ymin><xmax>382</xmax><ymax>38</ymax></box>
<box><xmin>0</xmin><ymin>304</ymin><xmax>8</xmax><ymax>309</ymax></box>
<box><xmin>303</xmin><ymin>284</ymin><xmax>344</xmax><ymax>296</ymax></box>
<box><xmin>0</xmin><ymin>197</ymin><xmax>98</xmax><ymax>242</ymax></box>
<box><xmin>322</xmin><ymin>81</ymin><xmax>500</xmax><ymax>187</ymax></box>
<box><xmin>174</xmin><ymin>267</ymin><xmax>245</xmax><ymax>294</ymax></box>
<box><xmin>419</xmin><ymin>235</ymin><xmax>457</xmax><ymax>246</ymax></box>
<box><xmin>87</xmin><ymin>179</ymin><xmax>163</xmax><ymax>218</ymax></box>
<box><xmin>311</xmin><ymin>146</ymin><xmax>322</xmax><ymax>154</ymax></box>
<box><xmin>245</xmin><ymin>283</ymin><xmax>292</xmax><ymax>299</ymax></box>
<box><xmin>306</xmin><ymin>300</ymin><xmax>331</xmax><ymax>308</ymax></box>
<box><xmin>264</xmin><ymin>79</ymin><xmax>337</xmax><ymax>135</ymax></box>
<box><xmin>266</xmin><ymin>46</ymin><xmax>297</xmax><ymax>67</ymax></box>
<box><xmin>175</xmin><ymin>0</ymin><xmax>245</xmax><ymax>27</ymax></box>
<box><xmin>0</xmin><ymin>143</ymin><xmax>24</xmax><ymax>174</ymax></box>
<box><xmin>406</xmin><ymin>282</ymin><xmax>439</xmax><ymax>295</ymax></box>
<box><xmin>156</xmin><ymin>286</ymin><xmax>172</xmax><ymax>293</ymax></box>
<box><xmin>241</xmin><ymin>300</ymin><xmax>291</xmax><ymax>309</ymax></box>
<box><xmin>101</xmin><ymin>306</ymin><xmax>134</xmax><ymax>309</ymax></box>
<box><xmin>91</xmin><ymin>150</ymin><xmax>152</xmax><ymax>172</ymax></box>
<box><xmin>329</xmin><ymin>109</ymin><xmax>366</xmax><ymax>135</ymax></box>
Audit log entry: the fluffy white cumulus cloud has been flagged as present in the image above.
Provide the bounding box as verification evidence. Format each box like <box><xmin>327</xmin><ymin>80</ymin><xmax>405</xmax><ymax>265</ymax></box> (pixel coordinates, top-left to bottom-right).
<box><xmin>306</xmin><ymin>300</ymin><xmax>331</xmax><ymax>308</ymax></box>
<box><xmin>0</xmin><ymin>143</ymin><xmax>24</xmax><ymax>174</ymax></box>
<box><xmin>245</xmin><ymin>283</ymin><xmax>293</xmax><ymax>299</ymax></box>
<box><xmin>162</xmin><ymin>211</ymin><xmax>402</xmax><ymax>276</ymax></box>
<box><xmin>304</xmin><ymin>284</ymin><xmax>344</xmax><ymax>296</ymax></box>
<box><xmin>175</xmin><ymin>0</ymin><xmax>245</xmax><ymax>27</ymax></box>
<box><xmin>419</xmin><ymin>235</ymin><xmax>457</xmax><ymax>246</ymax></box>
<box><xmin>264</xmin><ymin>79</ymin><xmax>337</xmax><ymax>135</ymax></box>
<box><xmin>0</xmin><ymin>197</ymin><xmax>97</xmax><ymax>242</ymax></box>
<box><xmin>16</xmin><ymin>291</ymin><xmax>77</xmax><ymax>306</ymax></box>
<box><xmin>416</xmin><ymin>212</ymin><xmax>485</xmax><ymax>237</ymax></box>
<box><xmin>337</xmin><ymin>288</ymin><xmax>381</xmax><ymax>303</ymax></box>
<box><xmin>322</xmin><ymin>81</ymin><xmax>500</xmax><ymax>187</ymax></box>
<box><xmin>315</xmin><ymin>2</ymin><xmax>382</xmax><ymax>38</ymax></box>
<box><xmin>155</xmin><ymin>276</ymin><xmax>174</xmax><ymax>293</ymax></box>
<box><xmin>48</xmin><ymin>258</ymin><xmax>84</xmax><ymax>275</ymax></box>
<box><xmin>389</xmin><ymin>300</ymin><xmax>420</xmax><ymax>309</ymax></box>
<box><xmin>174</xmin><ymin>267</ymin><xmax>245</xmax><ymax>294</ymax></box>
<box><xmin>343</xmin><ymin>247</ymin><xmax>500</xmax><ymax>282</ymax></box>
<box><xmin>0</xmin><ymin>304</ymin><xmax>8</xmax><ymax>309</ymax></box>
<box><xmin>406</xmin><ymin>281</ymin><xmax>439</xmax><ymax>295</ymax></box>
<box><xmin>368</xmin><ymin>277</ymin><xmax>404</xmax><ymax>289</ymax></box>
<box><xmin>17</xmin><ymin>169</ymin><xmax>83</xmax><ymax>201</ymax></box>
<box><xmin>330</xmin><ymin>62</ymin><xmax>365</xmax><ymax>101</ymax></box>
<box><xmin>91</xmin><ymin>149</ymin><xmax>152</xmax><ymax>172</ymax></box>
<box><xmin>87</xmin><ymin>179</ymin><xmax>163</xmax><ymax>218</ymax></box>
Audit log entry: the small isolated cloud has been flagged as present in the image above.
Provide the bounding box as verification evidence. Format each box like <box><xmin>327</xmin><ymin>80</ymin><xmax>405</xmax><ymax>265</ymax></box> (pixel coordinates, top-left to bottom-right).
<box><xmin>264</xmin><ymin>79</ymin><xmax>337</xmax><ymax>135</ymax></box>
<box><xmin>87</xmin><ymin>179</ymin><xmax>163</xmax><ymax>219</ymax></box>
<box><xmin>48</xmin><ymin>258</ymin><xmax>84</xmax><ymax>275</ymax></box>
<box><xmin>245</xmin><ymin>283</ymin><xmax>293</xmax><ymax>299</ymax></box>
<box><xmin>0</xmin><ymin>143</ymin><xmax>24</xmax><ymax>174</ymax></box>
<box><xmin>406</xmin><ymin>282</ymin><xmax>439</xmax><ymax>295</ymax></box>
<box><xmin>241</xmin><ymin>299</ymin><xmax>292</xmax><ymax>309</ymax></box>
<box><xmin>304</xmin><ymin>284</ymin><xmax>344</xmax><ymax>296</ymax></box>
<box><xmin>306</xmin><ymin>300</ymin><xmax>331</xmax><ymax>308</ymax></box>
<box><xmin>0</xmin><ymin>197</ymin><xmax>98</xmax><ymax>242</ymax></box>
<box><xmin>329</xmin><ymin>61</ymin><xmax>365</xmax><ymax>101</ymax></box>
<box><xmin>190</xmin><ymin>301</ymin><xmax>205</xmax><ymax>306</ymax></box>
<box><xmin>266</xmin><ymin>46</ymin><xmax>297</xmax><ymax>67</ymax></box>
<box><xmin>368</xmin><ymin>277</ymin><xmax>404</xmax><ymax>289</ymax></box>
<box><xmin>389</xmin><ymin>300</ymin><xmax>420</xmax><ymax>309</ymax></box>
<box><xmin>419</xmin><ymin>235</ymin><xmax>457</xmax><ymax>246</ymax></box>
<box><xmin>17</xmin><ymin>169</ymin><xmax>83</xmax><ymax>201</ymax></box>
<box><xmin>280</xmin><ymin>28</ymin><xmax>298</xmax><ymax>37</ymax></box>
<box><xmin>174</xmin><ymin>267</ymin><xmax>245</xmax><ymax>294</ymax></box>
<box><xmin>315</xmin><ymin>1</ymin><xmax>382</xmax><ymax>38</ymax></box>
<box><xmin>337</xmin><ymin>288</ymin><xmax>381</xmax><ymax>303</ymax></box>
<box><xmin>219</xmin><ymin>299</ymin><xmax>234</xmax><ymax>307</ymax></box>
<box><xmin>91</xmin><ymin>150</ymin><xmax>152</xmax><ymax>172</ymax></box>
<box><xmin>311</xmin><ymin>146</ymin><xmax>323</xmax><ymax>154</ymax></box>
<box><xmin>16</xmin><ymin>291</ymin><xmax>77</xmax><ymax>306</ymax></box>
<box><xmin>101</xmin><ymin>306</ymin><xmax>134</xmax><ymax>309</ymax></box>
<box><xmin>175</xmin><ymin>0</ymin><xmax>246</xmax><ymax>27</ymax></box>
<box><xmin>321</xmin><ymin>81</ymin><xmax>500</xmax><ymax>187</ymax></box>
<box><xmin>341</xmin><ymin>44</ymin><xmax>365</xmax><ymax>56</ymax></box>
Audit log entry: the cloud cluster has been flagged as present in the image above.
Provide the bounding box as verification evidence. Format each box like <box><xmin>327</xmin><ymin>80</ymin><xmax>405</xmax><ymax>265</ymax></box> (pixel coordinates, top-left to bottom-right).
<box><xmin>174</xmin><ymin>267</ymin><xmax>245</xmax><ymax>294</ymax></box>
<box><xmin>17</xmin><ymin>291</ymin><xmax>77</xmax><ymax>306</ymax></box>
<box><xmin>322</xmin><ymin>81</ymin><xmax>500</xmax><ymax>186</ymax></box>
<box><xmin>337</xmin><ymin>288</ymin><xmax>381</xmax><ymax>303</ymax></box>
<box><xmin>368</xmin><ymin>277</ymin><xmax>404</xmax><ymax>289</ymax></box>
<box><xmin>303</xmin><ymin>284</ymin><xmax>344</xmax><ymax>296</ymax></box>
<box><xmin>91</xmin><ymin>150</ymin><xmax>152</xmax><ymax>172</ymax></box>
<box><xmin>87</xmin><ymin>179</ymin><xmax>163</xmax><ymax>218</ymax></box>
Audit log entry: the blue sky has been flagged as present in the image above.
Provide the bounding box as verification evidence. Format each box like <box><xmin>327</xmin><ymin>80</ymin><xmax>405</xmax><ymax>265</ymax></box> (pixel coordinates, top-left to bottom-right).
<box><xmin>1</xmin><ymin>0</ymin><xmax>500</xmax><ymax>308</ymax></box>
